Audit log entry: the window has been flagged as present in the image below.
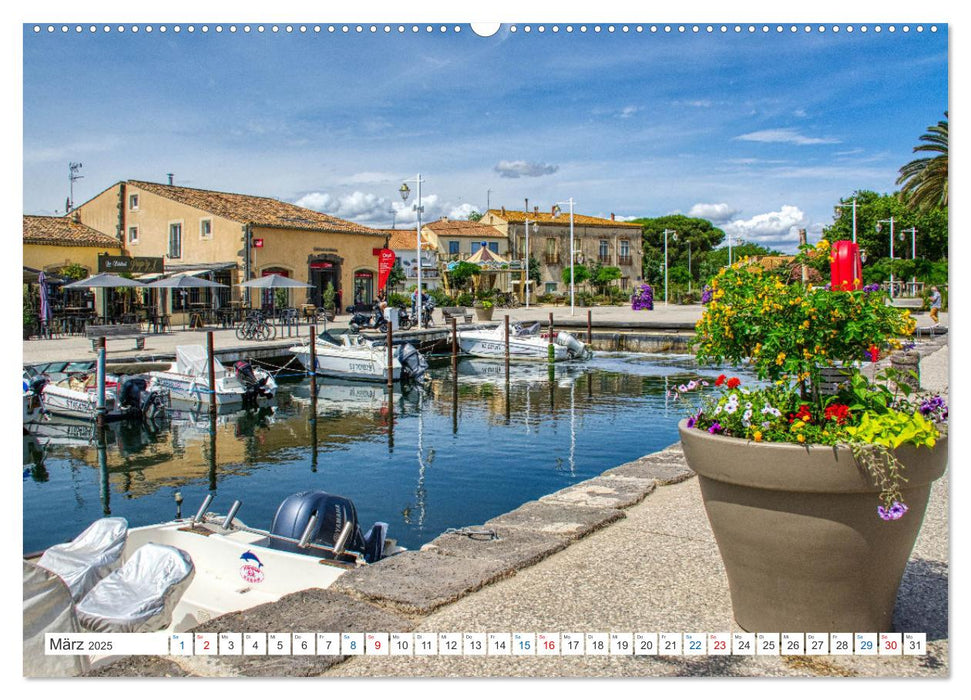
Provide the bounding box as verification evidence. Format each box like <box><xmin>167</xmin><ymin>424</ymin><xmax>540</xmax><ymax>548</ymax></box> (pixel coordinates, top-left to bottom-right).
<box><xmin>545</xmin><ymin>282</ymin><xmax>558</xmax><ymax>294</ymax></box>
<box><xmin>200</xmin><ymin>219</ymin><xmax>212</xmax><ymax>240</ymax></box>
<box><xmin>128</xmin><ymin>193</ymin><xmax>139</xmax><ymax>211</ymax></box>
<box><xmin>448</xmin><ymin>240</ymin><xmax>460</xmax><ymax>255</ymax></box>
<box><xmin>472</xmin><ymin>241</ymin><xmax>487</xmax><ymax>253</ymax></box>
<box><xmin>599</xmin><ymin>239</ymin><xmax>610</xmax><ymax>262</ymax></box>
<box><xmin>620</xmin><ymin>239</ymin><xmax>630</xmax><ymax>257</ymax></box>
<box><xmin>168</xmin><ymin>223</ymin><xmax>182</xmax><ymax>259</ymax></box>
<box><xmin>545</xmin><ymin>238</ymin><xmax>558</xmax><ymax>264</ymax></box>
<box><xmin>127</xmin><ymin>226</ymin><xmax>138</xmax><ymax>244</ymax></box>
<box><xmin>488</xmin><ymin>242</ymin><xmax>499</xmax><ymax>253</ymax></box>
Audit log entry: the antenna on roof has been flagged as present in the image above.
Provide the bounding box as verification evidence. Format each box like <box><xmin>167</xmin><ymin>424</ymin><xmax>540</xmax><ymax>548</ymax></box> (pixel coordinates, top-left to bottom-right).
<box><xmin>67</xmin><ymin>162</ymin><xmax>83</xmax><ymax>213</ymax></box>
<box><xmin>167</xmin><ymin>173</ymin><xmax>174</xmax><ymax>185</ymax></box>
<box><xmin>388</xmin><ymin>206</ymin><xmax>397</xmax><ymax>229</ymax></box>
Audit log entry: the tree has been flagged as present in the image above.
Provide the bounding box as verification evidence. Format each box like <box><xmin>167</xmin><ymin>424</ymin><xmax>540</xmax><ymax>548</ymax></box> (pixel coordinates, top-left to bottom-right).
<box><xmin>896</xmin><ymin>112</ymin><xmax>948</xmax><ymax>213</ymax></box>
<box><xmin>590</xmin><ymin>263</ymin><xmax>622</xmax><ymax>295</ymax></box>
<box><xmin>467</xmin><ymin>210</ymin><xmax>483</xmax><ymax>222</ymax></box>
<box><xmin>698</xmin><ymin>241</ymin><xmax>781</xmax><ymax>284</ymax></box>
<box><xmin>448</xmin><ymin>261</ymin><xmax>480</xmax><ymax>292</ymax></box>
<box><xmin>527</xmin><ymin>255</ymin><xmax>541</xmax><ymax>287</ymax></box>
<box><xmin>386</xmin><ymin>259</ymin><xmax>406</xmax><ymax>291</ymax></box>
<box><xmin>561</xmin><ymin>263</ymin><xmax>590</xmax><ymax>288</ymax></box>
<box><xmin>632</xmin><ymin>215</ymin><xmax>726</xmax><ymax>289</ymax></box>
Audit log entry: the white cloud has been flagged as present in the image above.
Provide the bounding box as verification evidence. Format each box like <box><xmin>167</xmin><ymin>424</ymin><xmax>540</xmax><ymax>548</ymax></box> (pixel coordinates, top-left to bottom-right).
<box><xmin>448</xmin><ymin>203</ymin><xmax>480</xmax><ymax>220</ymax></box>
<box><xmin>293</xmin><ymin>190</ymin><xmax>391</xmax><ymax>224</ymax></box>
<box><xmin>611</xmin><ymin>215</ymin><xmax>640</xmax><ymax>222</ymax></box>
<box><xmin>619</xmin><ymin>105</ymin><xmax>640</xmax><ymax>119</ymax></box>
<box><xmin>494</xmin><ymin>160</ymin><xmax>559</xmax><ymax>178</ymax></box>
<box><xmin>734</xmin><ymin>128</ymin><xmax>840</xmax><ymax>145</ymax></box>
<box><xmin>342</xmin><ymin>172</ymin><xmax>400</xmax><ymax>185</ymax></box>
<box><xmin>723</xmin><ymin>205</ymin><xmax>806</xmax><ymax>245</ymax></box>
<box><xmin>687</xmin><ymin>202</ymin><xmax>739</xmax><ymax>224</ymax></box>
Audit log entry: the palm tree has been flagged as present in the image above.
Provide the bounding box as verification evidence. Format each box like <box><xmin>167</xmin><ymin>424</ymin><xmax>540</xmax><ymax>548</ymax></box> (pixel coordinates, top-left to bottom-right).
<box><xmin>896</xmin><ymin>112</ymin><xmax>948</xmax><ymax>212</ymax></box>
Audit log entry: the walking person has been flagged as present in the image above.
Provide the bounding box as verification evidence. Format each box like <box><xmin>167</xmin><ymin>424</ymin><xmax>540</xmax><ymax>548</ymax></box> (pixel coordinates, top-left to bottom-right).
<box><xmin>929</xmin><ymin>286</ymin><xmax>942</xmax><ymax>326</ymax></box>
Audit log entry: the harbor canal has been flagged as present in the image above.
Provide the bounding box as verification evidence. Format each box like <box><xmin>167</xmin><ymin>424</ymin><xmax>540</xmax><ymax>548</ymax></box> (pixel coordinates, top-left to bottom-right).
<box><xmin>23</xmin><ymin>352</ymin><xmax>734</xmax><ymax>554</ymax></box>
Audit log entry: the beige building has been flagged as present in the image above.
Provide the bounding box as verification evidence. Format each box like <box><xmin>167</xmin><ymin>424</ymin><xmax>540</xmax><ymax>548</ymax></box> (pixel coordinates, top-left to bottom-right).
<box><xmin>73</xmin><ymin>180</ymin><xmax>387</xmax><ymax>315</ymax></box>
<box><xmin>480</xmin><ymin>206</ymin><xmax>644</xmax><ymax>297</ymax></box>
<box><xmin>422</xmin><ymin>217</ymin><xmax>509</xmax><ymax>260</ymax></box>
<box><xmin>23</xmin><ymin>214</ymin><xmax>123</xmax><ymax>277</ymax></box>
<box><xmin>378</xmin><ymin>228</ymin><xmax>439</xmax><ymax>291</ymax></box>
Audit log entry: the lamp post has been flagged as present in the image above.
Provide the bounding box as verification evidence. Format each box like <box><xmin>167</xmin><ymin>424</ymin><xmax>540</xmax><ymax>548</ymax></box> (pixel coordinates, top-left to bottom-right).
<box><xmin>834</xmin><ymin>197</ymin><xmax>859</xmax><ymax>244</ymax></box>
<box><xmin>876</xmin><ymin>217</ymin><xmax>897</xmax><ymax>298</ymax></box>
<box><xmin>522</xmin><ymin>218</ymin><xmax>537</xmax><ymax>308</ymax></box>
<box><xmin>399</xmin><ymin>175</ymin><xmax>425</xmax><ymax>325</ymax></box>
<box><xmin>664</xmin><ymin>229</ymin><xmax>676</xmax><ymax>305</ymax></box>
<box><xmin>553</xmin><ymin>198</ymin><xmax>576</xmax><ymax>315</ymax></box>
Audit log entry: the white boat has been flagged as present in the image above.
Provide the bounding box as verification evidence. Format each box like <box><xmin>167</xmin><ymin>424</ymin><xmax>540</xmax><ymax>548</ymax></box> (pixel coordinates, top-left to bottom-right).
<box><xmin>148</xmin><ymin>345</ymin><xmax>276</xmax><ymax>407</ymax></box>
<box><xmin>24</xmin><ymin>491</ymin><xmax>403</xmax><ymax>674</ymax></box>
<box><xmin>457</xmin><ymin>321</ymin><xmax>592</xmax><ymax>361</ymax></box>
<box><xmin>23</xmin><ymin>369</ymin><xmax>165</xmax><ymax>422</ymax></box>
<box><xmin>289</xmin><ymin>330</ymin><xmax>428</xmax><ymax>383</ymax></box>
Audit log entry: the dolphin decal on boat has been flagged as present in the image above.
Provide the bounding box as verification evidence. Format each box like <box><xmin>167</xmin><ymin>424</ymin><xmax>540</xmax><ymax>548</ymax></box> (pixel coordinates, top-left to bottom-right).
<box><xmin>240</xmin><ymin>551</ymin><xmax>263</xmax><ymax>568</ymax></box>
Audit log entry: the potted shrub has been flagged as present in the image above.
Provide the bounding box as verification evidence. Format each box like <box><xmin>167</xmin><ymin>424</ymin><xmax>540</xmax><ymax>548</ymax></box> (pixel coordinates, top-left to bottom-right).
<box><xmin>321</xmin><ymin>282</ymin><xmax>337</xmax><ymax>321</ymax></box>
<box><xmin>677</xmin><ymin>241</ymin><xmax>948</xmax><ymax>632</ymax></box>
<box><xmin>473</xmin><ymin>299</ymin><xmax>494</xmax><ymax>322</ymax></box>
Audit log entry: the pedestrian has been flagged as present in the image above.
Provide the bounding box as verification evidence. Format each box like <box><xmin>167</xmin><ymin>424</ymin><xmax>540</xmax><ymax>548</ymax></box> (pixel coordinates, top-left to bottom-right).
<box><xmin>929</xmin><ymin>286</ymin><xmax>942</xmax><ymax>326</ymax></box>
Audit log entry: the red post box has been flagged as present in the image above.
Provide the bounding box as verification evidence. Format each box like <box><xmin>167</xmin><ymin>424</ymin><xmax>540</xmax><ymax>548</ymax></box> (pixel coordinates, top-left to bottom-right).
<box><xmin>830</xmin><ymin>240</ymin><xmax>863</xmax><ymax>291</ymax></box>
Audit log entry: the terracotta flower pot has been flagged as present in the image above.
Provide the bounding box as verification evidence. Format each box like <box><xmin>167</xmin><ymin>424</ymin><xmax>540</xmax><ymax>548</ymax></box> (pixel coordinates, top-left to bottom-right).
<box><xmin>679</xmin><ymin>420</ymin><xmax>947</xmax><ymax>632</ymax></box>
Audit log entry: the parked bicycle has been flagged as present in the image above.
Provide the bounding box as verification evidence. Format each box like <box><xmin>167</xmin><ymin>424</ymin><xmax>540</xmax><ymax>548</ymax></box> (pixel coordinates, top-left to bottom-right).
<box><xmin>494</xmin><ymin>292</ymin><xmax>521</xmax><ymax>309</ymax></box>
<box><xmin>235</xmin><ymin>311</ymin><xmax>277</xmax><ymax>341</ymax></box>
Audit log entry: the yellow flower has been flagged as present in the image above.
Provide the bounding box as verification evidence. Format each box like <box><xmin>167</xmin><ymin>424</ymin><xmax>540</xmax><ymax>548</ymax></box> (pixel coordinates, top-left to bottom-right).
<box><xmin>752</xmin><ymin>431</ymin><xmax>763</xmax><ymax>442</ymax></box>
<box><xmin>797</xmin><ymin>434</ymin><xmax>806</xmax><ymax>443</ymax></box>
<box><xmin>817</xmin><ymin>239</ymin><xmax>830</xmax><ymax>250</ymax></box>
<box><xmin>776</xmin><ymin>352</ymin><xmax>786</xmax><ymax>365</ymax></box>
<box><xmin>801</xmin><ymin>320</ymin><xmax>810</xmax><ymax>330</ymax></box>
<box><xmin>792</xmin><ymin>420</ymin><xmax>805</xmax><ymax>430</ymax></box>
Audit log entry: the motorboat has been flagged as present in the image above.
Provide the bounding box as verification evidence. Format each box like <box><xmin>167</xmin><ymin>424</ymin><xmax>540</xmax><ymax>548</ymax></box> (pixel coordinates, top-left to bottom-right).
<box><xmin>289</xmin><ymin>377</ymin><xmax>391</xmax><ymax>414</ymax></box>
<box><xmin>24</xmin><ymin>491</ymin><xmax>403</xmax><ymax>674</ymax></box>
<box><xmin>457</xmin><ymin>321</ymin><xmax>592</xmax><ymax>361</ymax></box>
<box><xmin>23</xmin><ymin>368</ymin><xmax>166</xmax><ymax>423</ymax></box>
<box><xmin>147</xmin><ymin>345</ymin><xmax>276</xmax><ymax>407</ymax></box>
<box><xmin>289</xmin><ymin>330</ymin><xmax>428</xmax><ymax>383</ymax></box>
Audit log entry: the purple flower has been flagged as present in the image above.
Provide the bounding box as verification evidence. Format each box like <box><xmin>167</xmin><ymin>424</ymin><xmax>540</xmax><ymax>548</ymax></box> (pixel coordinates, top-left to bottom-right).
<box><xmin>686</xmin><ymin>410</ymin><xmax>703</xmax><ymax>429</ymax></box>
<box><xmin>700</xmin><ymin>285</ymin><xmax>713</xmax><ymax>304</ymax></box>
<box><xmin>708</xmin><ymin>422</ymin><xmax>723</xmax><ymax>435</ymax></box>
<box><xmin>863</xmin><ymin>283</ymin><xmax>880</xmax><ymax>293</ymax></box>
<box><xmin>878</xmin><ymin>501</ymin><xmax>909</xmax><ymax>521</ymax></box>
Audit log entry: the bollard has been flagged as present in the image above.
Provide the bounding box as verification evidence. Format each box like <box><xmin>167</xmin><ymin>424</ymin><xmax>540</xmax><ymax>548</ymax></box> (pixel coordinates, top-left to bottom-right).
<box><xmin>96</xmin><ymin>339</ymin><xmax>106</xmax><ymax>428</ymax></box>
<box><xmin>587</xmin><ymin>308</ymin><xmax>592</xmax><ymax>344</ymax></box>
<box><xmin>548</xmin><ymin>313</ymin><xmax>555</xmax><ymax>365</ymax></box>
<box><xmin>387</xmin><ymin>320</ymin><xmax>394</xmax><ymax>389</ymax></box>
<box><xmin>451</xmin><ymin>317</ymin><xmax>458</xmax><ymax>370</ymax></box>
<box><xmin>207</xmin><ymin>331</ymin><xmax>217</xmax><ymax>415</ymax></box>
<box><xmin>309</xmin><ymin>325</ymin><xmax>318</xmax><ymax>395</ymax></box>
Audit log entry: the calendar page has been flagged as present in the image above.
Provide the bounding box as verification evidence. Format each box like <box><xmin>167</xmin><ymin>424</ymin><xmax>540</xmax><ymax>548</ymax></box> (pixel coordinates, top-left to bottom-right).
<box><xmin>17</xmin><ymin>0</ymin><xmax>953</xmax><ymax>690</ymax></box>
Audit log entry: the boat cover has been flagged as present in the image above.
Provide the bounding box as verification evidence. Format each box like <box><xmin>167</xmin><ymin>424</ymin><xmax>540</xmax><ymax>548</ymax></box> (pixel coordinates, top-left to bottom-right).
<box><xmin>75</xmin><ymin>543</ymin><xmax>195</xmax><ymax>633</ymax></box>
<box><xmin>176</xmin><ymin>345</ymin><xmax>228</xmax><ymax>379</ymax></box>
<box><xmin>23</xmin><ymin>561</ymin><xmax>89</xmax><ymax>677</ymax></box>
<box><xmin>37</xmin><ymin>517</ymin><xmax>128</xmax><ymax>601</ymax></box>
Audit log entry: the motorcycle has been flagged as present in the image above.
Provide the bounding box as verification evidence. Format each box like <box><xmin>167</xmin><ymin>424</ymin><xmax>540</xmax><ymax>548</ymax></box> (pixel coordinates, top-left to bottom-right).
<box><xmin>406</xmin><ymin>298</ymin><xmax>436</xmax><ymax>328</ymax></box>
<box><xmin>348</xmin><ymin>302</ymin><xmax>388</xmax><ymax>333</ymax></box>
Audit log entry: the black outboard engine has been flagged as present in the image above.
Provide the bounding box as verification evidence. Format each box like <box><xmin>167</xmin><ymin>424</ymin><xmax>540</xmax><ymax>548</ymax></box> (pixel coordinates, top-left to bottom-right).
<box><xmin>28</xmin><ymin>375</ymin><xmax>49</xmax><ymax>397</ymax></box>
<box><xmin>268</xmin><ymin>491</ymin><xmax>389</xmax><ymax>563</ymax></box>
<box><xmin>234</xmin><ymin>360</ymin><xmax>271</xmax><ymax>405</ymax></box>
<box><xmin>119</xmin><ymin>376</ymin><xmax>165</xmax><ymax>418</ymax></box>
<box><xmin>398</xmin><ymin>342</ymin><xmax>428</xmax><ymax>382</ymax></box>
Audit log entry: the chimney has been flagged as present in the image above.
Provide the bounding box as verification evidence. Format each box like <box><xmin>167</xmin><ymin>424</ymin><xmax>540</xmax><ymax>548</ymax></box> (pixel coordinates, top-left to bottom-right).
<box><xmin>534</xmin><ymin>206</ymin><xmax>539</xmax><ymax>214</ymax></box>
<box><xmin>501</xmin><ymin>206</ymin><xmax>505</xmax><ymax>215</ymax></box>
<box><xmin>611</xmin><ymin>213</ymin><xmax>615</xmax><ymax>221</ymax></box>
<box><xmin>72</xmin><ymin>211</ymin><xmax>81</xmax><ymax>223</ymax></box>
<box><xmin>525</xmin><ymin>198</ymin><xmax>529</xmax><ymax>212</ymax></box>
<box><xmin>551</xmin><ymin>205</ymin><xmax>556</xmax><ymax>216</ymax></box>
<box><xmin>167</xmin><ymin>173</ymin><xmax>174</xmax><ymax>185</ymax></box>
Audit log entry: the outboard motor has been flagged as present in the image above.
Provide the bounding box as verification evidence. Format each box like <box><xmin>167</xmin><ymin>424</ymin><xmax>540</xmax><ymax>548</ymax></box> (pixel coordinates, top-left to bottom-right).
<box><xmin>398</xmin><ymin>342</ymin><xmax>428</xmax><ymax>382</ymax></box>
<box><xmin>234</xmin><ymin>360</ymin><xmax>272</xmax><ymax>405</ymax></box>
<box><xmin>28</xmin><ymin>375</ymin><xmax>49</xmax><ymax>397</ymax></box>
<box><xmin>268</xmin><ymin>491</ymin><xmax>389</xmax><ymax>563</ymax></box>
<box><xmin>555</xmin><ymin>331</ymin><xmax>593</xmax><ymax>360</ymax></box>
<box><xmin>119</xmin><ymin>376</ymin><xmax>166</xmax><ymax>418</ymax></box>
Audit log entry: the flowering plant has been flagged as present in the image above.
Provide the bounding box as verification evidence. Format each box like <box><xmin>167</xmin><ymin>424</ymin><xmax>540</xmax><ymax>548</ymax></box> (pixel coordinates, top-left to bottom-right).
<box><xmin>693</xmin><ymin>240</ymin><xmax>916</xmax><ymax>394</ymax></box>
<box><xmin>631</xmin><ymin>284</ymin><xmax>654</xmax><ymax>311</ymax></box>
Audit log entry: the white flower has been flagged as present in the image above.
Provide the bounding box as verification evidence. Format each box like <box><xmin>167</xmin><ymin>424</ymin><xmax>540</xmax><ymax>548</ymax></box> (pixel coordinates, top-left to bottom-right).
<box><xmin>725</xmin><ymin>403</ymin><xmax>738</xmax><ymax>414</ymax></box>
<box><xmin>742</xmin><ymin>409</ymin><xmax>753</xmax><ymax>427</ymax></box>
<box><xmin>714</xmin><ymin>405</ymin><xmax>723</xmax><ymax>415</ymax></box>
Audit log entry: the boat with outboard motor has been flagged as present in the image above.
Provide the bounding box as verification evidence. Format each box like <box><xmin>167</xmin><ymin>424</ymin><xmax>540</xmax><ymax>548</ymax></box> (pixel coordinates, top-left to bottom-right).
<box><xmin>25</xmin><ymin>491</ymin><xmax>403</xmax><ymax>649</ymax></box>
<box><xmin>22</xmin><ymin>367</ymin><xmax>166</xmax><ymax>423</ymax></box>
<box><xmin>289</xmin><ymin>329</ymin><xmax>428</xmax><ymax>383</ymax></box>
<box><xmin>147</xmin><ymin>345</ymin><xmax>276</xmax><ymax>407</ymax></box>
<box><xmin>457</xmin><ymin>321</ymin><xmax>592</xmax><ymax>361</ymax></box>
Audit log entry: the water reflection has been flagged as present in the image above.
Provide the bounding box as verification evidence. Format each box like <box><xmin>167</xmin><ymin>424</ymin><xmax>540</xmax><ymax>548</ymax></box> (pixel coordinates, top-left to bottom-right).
<box><xmin>23</xmin><ymin>353</ymin><xmax>729</xmax><ymax>553</ymax></box>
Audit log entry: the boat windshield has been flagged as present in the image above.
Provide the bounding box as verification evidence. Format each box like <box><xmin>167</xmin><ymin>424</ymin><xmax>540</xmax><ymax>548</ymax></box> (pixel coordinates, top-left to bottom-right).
<box><xmin>316</xmin><ymin>330</ymin><xmax>345</xmax><ymax>347</ymax></box>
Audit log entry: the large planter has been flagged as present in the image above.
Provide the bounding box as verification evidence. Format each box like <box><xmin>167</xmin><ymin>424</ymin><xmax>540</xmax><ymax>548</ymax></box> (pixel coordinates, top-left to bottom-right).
<box><xmin>679</xmin><ymin>420</ymin><xmax>947</xmax><ymax>632</ymax></box>
<box><xmin>473</xmin><ymin>305</ymin><xmax>494</xmax><ymax>322</ymax></box>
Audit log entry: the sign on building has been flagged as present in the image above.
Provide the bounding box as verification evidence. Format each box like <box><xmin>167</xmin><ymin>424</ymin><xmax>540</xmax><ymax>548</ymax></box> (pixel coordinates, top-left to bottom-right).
<box><xmin>97</xmin><ymin>255</ymin><xmax>164</xmax><ymax>274</ymax></box>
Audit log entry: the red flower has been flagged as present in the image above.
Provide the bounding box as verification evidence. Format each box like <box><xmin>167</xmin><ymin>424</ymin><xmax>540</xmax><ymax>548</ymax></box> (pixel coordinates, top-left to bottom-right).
<box><xmin>824</xmin><ymin>404</ymin><xmax>851</xmax><ymax>424</ymax></box>
<box><xmin>726</xmin><ymin>377</ymin><xmax>741</xmax><ymax>389</ymax></box>
<box><xmin>715</xmin><ymin>374</ymin><xmax>727</xmax><ymax>387</ymax></box>
<box><xmin>788</xmin><ymin>404</ymin><xmax>813</xmax><ymax>423</ymax></box>
<box><xmin>868</xmin><ymin>344</ymin><xmax>880</xmax><ymax>363</ymax></box>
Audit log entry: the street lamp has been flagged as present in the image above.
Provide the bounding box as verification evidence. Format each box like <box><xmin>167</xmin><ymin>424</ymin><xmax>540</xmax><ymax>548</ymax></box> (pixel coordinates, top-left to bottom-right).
<box><xmin>400</xmin><ymin>175</ymin><xmax>425</xmax><ymax>325</ymax></box>
<box><xmin>834</xmin><ymin>197</ymin><xmax>859</xmax><ymax>244</ymax></box>
<box><xmin>553</xmin><ymin>198</ymin><xmax>577</xmax><ymax>315</ymax></box>
<box><xmin>876</xmin><ymin>217</ymin><xmax>897</xmax><ymax>298</ymax></box>
<box><xmin>901</xmin><ymin>226</ymin><xmax>918</xmax><ymax>295</ymax></box>
<box><xmin>522</xmin><ymin>218</ymin><xmax>537</xmax><ymax>308</ymax></box>
<box><xmin>664</xmin><ymin>229</ymin><xmax>677</xmax><ymax>305</ymax></box>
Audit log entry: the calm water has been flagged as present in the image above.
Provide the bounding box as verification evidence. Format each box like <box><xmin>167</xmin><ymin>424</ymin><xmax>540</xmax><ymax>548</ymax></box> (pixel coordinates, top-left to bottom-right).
<box><xmin>23</xmin><ymin>353</ymin><xmax>733</xmax><ymax>554</ymax></box>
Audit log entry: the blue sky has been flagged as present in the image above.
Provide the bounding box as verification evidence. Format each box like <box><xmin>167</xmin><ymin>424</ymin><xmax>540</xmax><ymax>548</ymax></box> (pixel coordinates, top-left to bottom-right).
<box><xmin>23</xmin><ymin>22</ymin><xmax>947</xmax><ymax>251</ymax></box>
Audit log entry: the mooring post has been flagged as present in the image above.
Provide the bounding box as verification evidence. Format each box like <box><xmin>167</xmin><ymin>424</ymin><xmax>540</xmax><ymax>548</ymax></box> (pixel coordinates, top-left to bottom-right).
<box><xmin>587</xmin><ymin>308</ymin><xmax>592</xmax><ymax>344</ymax></box>
<box><xmin>387</xmin><ymin>319</ymin><xmax>394</xmax><ymax>389</ymax></box>
<box><xmin>451</xmin><ymin>316</ymin><xmax>458</xmax><ymax>370</ymax></box>
<box><xmin>309</xmin><ymin>325</ymin><xmax>318</xmax><ymax>396</ymax></box>
<box><xmin>504</xmin><ymin>314</ymin><xmax>510</xmax><ymax>376</ymax></box>
<box><xmin>207</xmin><ymin>331</ymin><xmax>217</xmax><ymax>415</ymax></box>
<box><xmin>96</xmin><ymin>338</ymin><xmax>106</xmax><ymax>428</ymax></box>
<box><xmin>548</xmin><ymin>312</ymin><xmax>555</xmax><ymax>364</ymax></box>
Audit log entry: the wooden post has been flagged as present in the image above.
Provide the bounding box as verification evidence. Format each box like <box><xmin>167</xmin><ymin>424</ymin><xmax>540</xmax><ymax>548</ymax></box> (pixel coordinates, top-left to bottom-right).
<box><xmin>207</xmin><ymin>331</ymin><xmax>217</xmax><ymax>415</ymax></box>
<box><xmin>309</xmin><ymin>325</ymin><xmax>318</xmax><ymax>395</ymax></box>
<box><xmin>451</xmin><ymin>317</ymin><xmax>458</xmax><ymax>370</ymax></box>
<box><xmin>96</xmin><ymin>338</ymin><xmax>106</xmax><ymax>428</ymax></box>
<box><xmin>387</xmin><ymin>318</ymin><xmax>394</xmax><ymax>389</ymax></box>
<box><xmin>548</xmin><ymin>312</ymin><xmax>555</xmax><ymax>364</ymax></box>
<box><xmin>587</xmin><ymin>308</ymin><xmax>592</xmax><ymax>343</ymax></box>
<box><xmin>504</xmin><ymin>314</ymin><xmax>510</xmax><ymax>376</ymax></box>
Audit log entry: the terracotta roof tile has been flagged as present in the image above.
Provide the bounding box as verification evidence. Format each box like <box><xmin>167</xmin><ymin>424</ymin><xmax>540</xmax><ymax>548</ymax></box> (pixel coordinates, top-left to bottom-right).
<box><xmin>23</xmin><ymin>215</ymin><xmax>122</xmax><ymax>248</ymax></box>
<box><xmin>377</xmin><ymin>229</ymin><xmax>436</xmax><ymax>250</ymax></box>
<box><xmin>423</xmin><ymin>218</ymin><xmax>506</xmax><ymax>237</ymax></box>
<box><xmin>128</xmin><ymin>180</ymin><xmax>384</xmax><ymax>236</ymax></box>
<box><xmin>487</xmin><ymin>209</ymin><xmax>642</xmax><ymax>229</ymax></box>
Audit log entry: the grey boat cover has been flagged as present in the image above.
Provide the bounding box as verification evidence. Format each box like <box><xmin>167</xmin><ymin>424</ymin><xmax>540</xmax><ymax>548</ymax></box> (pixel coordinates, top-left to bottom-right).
<box><xmin>23</xmin><ymin>561</ymin><xmax>89</xmax><ymax>677</ymax></box>
<box><xmin>37</xmin><ymin>517</ymin><xmax>128</xmax><ymax>601</ymax></box>
<box><xmin>76</xmin><ymin>543</ymin><xmax>194</xmax><ymax>633</ymax></box>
